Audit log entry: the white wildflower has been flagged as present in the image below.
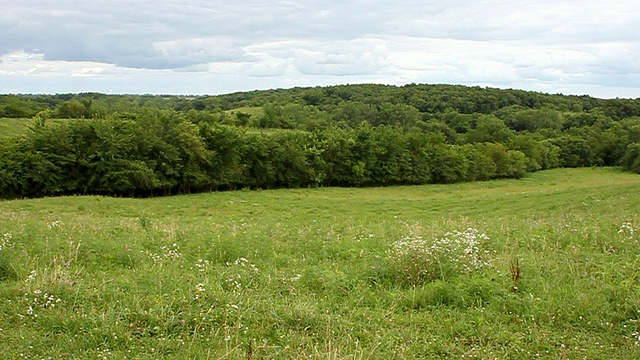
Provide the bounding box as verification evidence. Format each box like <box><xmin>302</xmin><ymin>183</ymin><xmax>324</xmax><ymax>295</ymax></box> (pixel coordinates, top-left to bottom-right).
<box><xmin>388</xmin><ymin>227</ymin><xmax>493</xmax><ymax>284</ymax></box>
<box><xmin>618</xmin><ymin>222</ymin><xmax>636</xmax><ymax>240</ymax></box>
<box><xmin>161</xmin><ymin>243</ymin><xmax>182</xmax><ymax>259</ymax></box>
<box><xmin>146</xmin><ymin>243</ymin><xmax>182</xmax><ymax>263</ymax></box>
<box><xmin>234</xmin><ymin>257</ymin><xmax>249</xmax><ymax>266</ymax></box>
<box><xmin>0</xmin><ymin>233</ymin><xmax>13</xmax><ymax>251</ymax></box>
<box><xmin>194</xmin><ymin>259</ymin><xmax>211</xmax><ymax>272</ymax></box>
<box><xmin>223</xmin><ymin>257</ymin><xmax>259</xmax><ymax>292</ymax></box>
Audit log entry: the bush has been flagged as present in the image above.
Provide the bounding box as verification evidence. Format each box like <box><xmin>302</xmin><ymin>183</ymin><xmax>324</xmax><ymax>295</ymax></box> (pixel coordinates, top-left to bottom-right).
<box><xmin>621</xmin><ymin>143</ymin><xmax>640</xmax><ymax>173</ymax></box>
<box><xmin>387</xmin><ymin>228</ymin><xmax>494</xmax><ymax>286</ymax></box>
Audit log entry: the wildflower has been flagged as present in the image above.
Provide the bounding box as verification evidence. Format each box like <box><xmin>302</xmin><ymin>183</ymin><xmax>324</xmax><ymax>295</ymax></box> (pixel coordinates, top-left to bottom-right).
<box><xmin>0</xmin><ymin>233</ymin><xmax>13</xmax><ymax>251</ymax></box>
<box><xmin>234</xmin><ymin>257</ymin><xmax>249</xmax><ymax>266</ymax></box>
<box><xmin>618</xmin><ymin>222</ymin><xmax>636</xmax><ymax>240</ymax></box>
<box><xmin>223</xmin><ymin>258</ymin><xmax>259</xmax><ymax>292</ymax></box>
<box><xmin>161</xmin><ymin>243</ymin><xmax>182</xmax><ymax>259</ymax></box>
<box><xmin>26</xmin><ymin>270</ymin><xmax>37</xmax><ymax>282</ymax></box>
<box><xmin>146</xmin><ymin>243</ymin><xmax>182</xmax><ymax>263</ymax></box>
<box><xmin>194</xmin><ymin>259</ymin><xmax>211</xmax><ymax>272</ymax></box>
<box><xmin>194</xmin><ymin>283</ymin><xmax>206</xmax><ymax>300</ymax></box>
<box><xmin>388</xmin><ymin>227</ymin><xmax>493</xmax><ymax>284</ymax></box>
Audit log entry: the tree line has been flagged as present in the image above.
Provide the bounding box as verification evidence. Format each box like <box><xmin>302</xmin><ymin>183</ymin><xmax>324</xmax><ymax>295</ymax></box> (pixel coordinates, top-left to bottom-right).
<box><xmin>0</xmin><ymin>84</ymin><xmax>639</xmax><ymax>198</ymax></box>
<box><xmin>3</xmin><ymin>84</ymin><xmax>639</xmax><ymax>119</ymax></box>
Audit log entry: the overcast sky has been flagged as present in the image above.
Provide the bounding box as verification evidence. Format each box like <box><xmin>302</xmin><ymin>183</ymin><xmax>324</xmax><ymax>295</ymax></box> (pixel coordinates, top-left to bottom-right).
<box><xmin>1</xmin><ymin>0</ymin><xmax>639</xmax><ymax>98</ymax></box>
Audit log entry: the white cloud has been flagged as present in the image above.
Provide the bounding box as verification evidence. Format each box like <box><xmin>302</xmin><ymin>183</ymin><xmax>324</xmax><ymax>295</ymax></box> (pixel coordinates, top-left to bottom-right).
<box><xmin>0</xmin><ymin>0</ymin><xmax>639</xmax><ymax>98</ymax></box>
<box><xmin>247</xmin><ymin>60</ymin><xmax>289</xmax><ymax>78</ymax></box>
<box><xmin>1</xmin><ymin>51</ymin><xmax>115</xmax><ymax>77</ymax></box>
<box><xmin>152</xmin><ymin>37</ymin><xmax>248</xmax><ymax>65</ymax></box>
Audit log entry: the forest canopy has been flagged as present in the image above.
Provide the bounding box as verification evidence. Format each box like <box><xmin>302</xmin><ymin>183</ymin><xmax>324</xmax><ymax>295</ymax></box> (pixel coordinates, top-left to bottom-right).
<box><xmin>1</xmin><ymin>83</ymin><xmax>639</xmax><ymax>198</ymax></box>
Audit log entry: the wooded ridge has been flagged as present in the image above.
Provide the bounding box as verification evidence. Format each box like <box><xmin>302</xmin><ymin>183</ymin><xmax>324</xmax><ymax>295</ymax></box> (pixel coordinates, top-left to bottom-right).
<box><xmin>1</xmin><ymin>83</ymin><xmax>639</xmax><ymax>198</ymax></box>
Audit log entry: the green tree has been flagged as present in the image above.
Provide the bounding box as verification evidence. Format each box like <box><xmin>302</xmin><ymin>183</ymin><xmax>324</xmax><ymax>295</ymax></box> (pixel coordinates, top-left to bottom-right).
<box><xmin>1</xmin><ymin>96</ymin><xmax>39</xmax><ymax>118</ymax></box>
<box><xmin>621</xmin><ymin>143</ymin><xmax>640</xmax><ymax>173</ymax></box>
<box><xmin>56</xmin><ymin>99</ymin><xmax>92</xmax><ymax>118</ymax></box>
<box><xmin>373</xmin><ymin>102</ymin><xmax>421</xmax><ymax>130</ymax></box>
<box><xmin>459</xmin><ymin>144</ymin><xmax>497</xmax><ymax>181</ymax></box>
<box><xmin>331</xmin><ymin>102</ymin><xmax>377</xmax><ymax>128</ymax></box>
<box><xmin>505</xmin><ymin>107</ymin><xmax>563</xmax><ymax>132</ymax></box>
<box><xmin>462</xmin><ymin>115</ymin><xmax>514</xmax><ymax>144</ymax></box>
<box><xmin>429</xmin><ymin>145</ymin><xmax>469</xmax><ymax>183</ymax></box>
<box><xmin>509</xmin><ymin>134</ymin><xmax>544</xmax><ymax>171</ymax></box>
<box><xmin>318</xmin><ymin>126</ymin><xmax>357</xmax><ymax>186</ymax></box>
<box><xmin>551</xmin><ymin>136</ymin><xmax>601</xmax><ymax>168</ymax></box>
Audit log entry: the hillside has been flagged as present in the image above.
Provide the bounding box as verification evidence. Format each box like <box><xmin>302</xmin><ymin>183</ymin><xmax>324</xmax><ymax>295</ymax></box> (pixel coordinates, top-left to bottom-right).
<box><xmin>1</xmin><ymin>83</ymin><xmax>639</xmax><ymax>199</ymax></box>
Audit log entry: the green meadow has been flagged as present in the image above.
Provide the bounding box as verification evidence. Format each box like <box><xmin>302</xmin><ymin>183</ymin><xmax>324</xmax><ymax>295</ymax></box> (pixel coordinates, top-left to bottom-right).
<box><xmin>0</xmin><ymin>117</ymin><xmax>71</xmax><ymax>140</ymax></box>
<box><xmin>0</xmin><ymin>118</ymin><xmax>30</xmax><ymax>140</ymax></box>
<box><xmin>1</xmin><ymin>167</ymin><xmax>640</xmax><ymax>359</ymax></box>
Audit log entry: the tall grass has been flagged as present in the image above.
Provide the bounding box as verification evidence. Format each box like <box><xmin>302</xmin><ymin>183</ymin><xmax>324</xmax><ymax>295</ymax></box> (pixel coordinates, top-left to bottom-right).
<box><xmin>1</xmin><ymin>167</ymin><xmax>639</xmax><ymax>358</ymax></box>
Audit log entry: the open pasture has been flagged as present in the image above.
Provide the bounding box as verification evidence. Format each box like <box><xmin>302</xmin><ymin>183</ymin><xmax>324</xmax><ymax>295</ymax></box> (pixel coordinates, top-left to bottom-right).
<box><xmin>0</xmin><ymin>118</ymin><xmax>30</xmax><ymax>140</ymax></box>
<box><xmin>1</xmin><ymin>168</ymin><xmax>639</xmax><ymax>359</ymax></box>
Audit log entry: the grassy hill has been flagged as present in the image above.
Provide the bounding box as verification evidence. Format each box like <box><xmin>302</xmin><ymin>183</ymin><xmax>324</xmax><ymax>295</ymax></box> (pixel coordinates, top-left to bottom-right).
<box><xmin>0</xmin><ymin>117</ymin><xmax>74</xmax><ymax>140</ymax></box>
<box><xmin>0</xmin><ymin>117</ymin><xmax>30</xmax><ymax>140</ymax></box>
<box><xmin>1</xmin><ymin>167</ymin><xmax>640</xmax><ymax>358</ymax></box>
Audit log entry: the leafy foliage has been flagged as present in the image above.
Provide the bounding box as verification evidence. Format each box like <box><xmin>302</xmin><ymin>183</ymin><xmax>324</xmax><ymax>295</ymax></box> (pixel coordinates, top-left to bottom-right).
<box><xmin>1</xmin><ymin>83</ymin><xmax>640</xmax><ymax>198</ymax></box>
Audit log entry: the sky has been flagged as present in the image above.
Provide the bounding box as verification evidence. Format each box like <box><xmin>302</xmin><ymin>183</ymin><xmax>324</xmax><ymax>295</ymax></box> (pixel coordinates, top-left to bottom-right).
<box><xmin>1</xmin><ymin>0</ymin><xmax>639</xmax><ymax>99</ymax></box>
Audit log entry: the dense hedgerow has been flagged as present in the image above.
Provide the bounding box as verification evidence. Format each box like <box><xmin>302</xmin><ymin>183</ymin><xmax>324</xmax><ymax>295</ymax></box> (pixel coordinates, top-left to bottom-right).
<box><xmin>0</xmin><ymin>112</ymin><xmax>533</xmax><ymax>198</ymax></box>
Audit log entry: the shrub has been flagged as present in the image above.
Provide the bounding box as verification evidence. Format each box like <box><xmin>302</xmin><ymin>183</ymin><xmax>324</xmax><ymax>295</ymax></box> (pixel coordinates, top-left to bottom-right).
<box><xmin>388</xmin><ymin>228</ymin><xmax>493</xmax><ymax>285</ymax></box>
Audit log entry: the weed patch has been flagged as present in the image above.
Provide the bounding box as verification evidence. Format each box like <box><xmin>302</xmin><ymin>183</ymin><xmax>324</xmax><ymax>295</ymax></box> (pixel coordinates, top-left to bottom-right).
<box><xmin>388</xmin><ymin>227</ymin><xmax>494</xmax><ymax>285</ymax></box>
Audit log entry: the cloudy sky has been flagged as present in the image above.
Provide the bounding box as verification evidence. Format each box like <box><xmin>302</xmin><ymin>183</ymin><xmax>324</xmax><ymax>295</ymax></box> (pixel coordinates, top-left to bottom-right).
<box><xmin>1</xmin><ymin>0</ymin><xmax>639</xmax><ymax>98</ymax></box>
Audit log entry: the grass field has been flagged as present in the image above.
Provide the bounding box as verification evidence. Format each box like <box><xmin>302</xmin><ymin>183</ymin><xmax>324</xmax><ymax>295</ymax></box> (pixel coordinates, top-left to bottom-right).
<box><xmin>0</xmin><ymin>118</ymin><xmax>73</xmax><ymax>141</ymax></box>
<box><xmin>225</xmin><ymin>106</ymin><xmax>265</xmax><ymax>118</ymax></box>
<box><xmin>0</xmin><ymin>118</ymin><xmax>31</xmax><ymax>140</ymax></box>
<box><xmin>1</xmin><ymin>168</ymin><xmax>640</xmax><ymax>359</ymax></box>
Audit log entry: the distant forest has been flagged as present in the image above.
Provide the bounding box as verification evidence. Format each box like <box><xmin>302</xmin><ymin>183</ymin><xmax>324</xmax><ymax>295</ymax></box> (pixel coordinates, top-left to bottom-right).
<box><xmin>1</xmin><ymin>83</ymin><xmax>639</xmax><ymax>198</ymax></box>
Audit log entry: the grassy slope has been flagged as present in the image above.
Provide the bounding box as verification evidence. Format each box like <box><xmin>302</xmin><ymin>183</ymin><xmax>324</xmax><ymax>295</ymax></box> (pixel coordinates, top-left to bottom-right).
<box><xmin>0</xmin><ymin>109</ymin><xmax>264</xmax><ymax>140</ymax></box>
<box><xmin>0</xmin><ymin>118</ymin><xmax>74</xmax><ymax>140</ymax></box>
<box><xmin>0</xmin><ymin>118</ymin><xmax>31</xmax><ymax>140</ymax></box>
<box><xmin>225</xmin><ymin>106</ymin><xmax>265</xmax><ymax>116</ymax></box>
<box><xmin>224</xmin><ymin>106</ymin><xmax>265</xmax><ymax>122</ymax></box>
<box><xmin>1</xmin><ymin>168</ymin><xmax>640</xmax><ymax>359</ymax></box>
